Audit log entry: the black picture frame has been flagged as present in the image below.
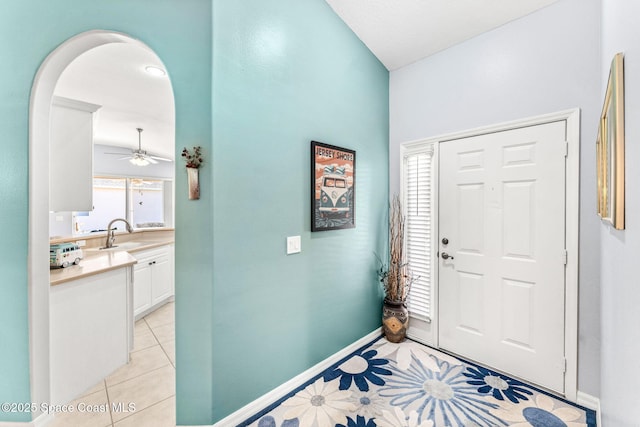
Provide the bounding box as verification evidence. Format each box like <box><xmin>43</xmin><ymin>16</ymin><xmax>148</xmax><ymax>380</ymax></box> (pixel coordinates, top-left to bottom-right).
<box><xmin>311</xmin><ymin>141</ymin><xmax>356</xmax><ymax>232</ymax></box>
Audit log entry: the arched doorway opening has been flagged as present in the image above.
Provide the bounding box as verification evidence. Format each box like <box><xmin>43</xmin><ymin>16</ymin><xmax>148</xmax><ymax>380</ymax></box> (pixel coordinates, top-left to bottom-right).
<box><xmin>29</xmin><ymin>30</ymin><xmax>175</xmax><ymax>416</ymax></box>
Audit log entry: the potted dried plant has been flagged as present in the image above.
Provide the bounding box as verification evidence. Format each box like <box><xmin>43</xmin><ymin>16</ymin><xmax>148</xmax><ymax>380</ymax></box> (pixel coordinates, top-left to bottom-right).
<box><xmin>377</xmin><ymin>195</ymin><xmax>414</xmax><ymax>343</ymax></box>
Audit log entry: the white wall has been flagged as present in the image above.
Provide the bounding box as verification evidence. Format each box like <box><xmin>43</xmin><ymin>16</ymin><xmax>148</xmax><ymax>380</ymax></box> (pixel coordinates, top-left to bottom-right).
<box><xmin>390</xmin><ymin>0</ymin><xmax>602</xmax><ymax>396</ymax></box>
<box><xmin>600</xmin><ymin>1</ymin><xmax>640</xmax><ymax>424</ymax></box>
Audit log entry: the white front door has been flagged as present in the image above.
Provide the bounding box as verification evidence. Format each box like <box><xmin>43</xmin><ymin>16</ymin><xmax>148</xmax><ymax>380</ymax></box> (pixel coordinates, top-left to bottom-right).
<box><xmin>438</xmin><ymin>121</ymin><xmax>567</xmax><ymax>393</ymax></box>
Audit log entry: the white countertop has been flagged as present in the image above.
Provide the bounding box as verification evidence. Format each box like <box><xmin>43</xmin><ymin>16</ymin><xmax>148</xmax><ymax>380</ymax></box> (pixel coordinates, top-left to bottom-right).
<box><xmin>50</xmin><ymin>238</ymin><xmax>174</xmax><ymax>286</ymax></box>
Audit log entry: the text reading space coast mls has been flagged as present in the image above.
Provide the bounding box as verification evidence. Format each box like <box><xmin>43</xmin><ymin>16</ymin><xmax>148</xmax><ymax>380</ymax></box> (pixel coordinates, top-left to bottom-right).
<box><xmin>1</xmin><ymin>401</ymin><xmax>136</xmax><ymax>415</ymax></box>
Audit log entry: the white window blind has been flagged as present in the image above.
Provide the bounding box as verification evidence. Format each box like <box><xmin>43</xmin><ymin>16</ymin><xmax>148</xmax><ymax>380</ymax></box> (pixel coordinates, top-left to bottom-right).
<box><xmin>404</xmin><ymin>147</ymin><xmax>434</xmax><ymax>322</ymax></box>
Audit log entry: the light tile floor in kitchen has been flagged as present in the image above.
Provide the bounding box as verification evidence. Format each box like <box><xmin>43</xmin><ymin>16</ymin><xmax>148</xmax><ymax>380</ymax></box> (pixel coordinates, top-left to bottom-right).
<box><xmin>49</xmin><ymin>301</ymin><xmax>176</xmax><ymax>427</ymax></box>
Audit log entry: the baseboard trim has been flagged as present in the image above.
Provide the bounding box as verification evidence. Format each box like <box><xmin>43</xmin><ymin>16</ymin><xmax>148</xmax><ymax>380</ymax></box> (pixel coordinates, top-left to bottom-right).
<box><xmin>0</xmin><ymin>411</ymin><xmax>53</xmax><ymax>427</ymax></box>
<box><xmin>577</xmin><ymin>391</ymin><xmax>601</xmax><ymax>426</ymax></box>
<box><xmin>197</xmin><ymin>328</ymin><xmax>382</xmax><ymax>427</ymax></box>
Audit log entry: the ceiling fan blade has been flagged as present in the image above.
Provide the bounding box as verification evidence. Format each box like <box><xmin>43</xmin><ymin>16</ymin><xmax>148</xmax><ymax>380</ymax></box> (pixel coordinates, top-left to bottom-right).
<box><xmin>117</xmin><ymin>156</ymin><xmax>132</xmax><ymax>161</ymax></box>
<box><xmin>148</xmin><ymin>155</ymin><xmax>172</xmax><ymax>162</ymax></box>
<box><xmin>105</xmin><ymin>152</ymin><xmax>132</xmax><ymax>155</ymax></box>
<box><xmin>146</xmin><ymin>157</ymin><xmax>159</xmax><ymax>164</ymax></box>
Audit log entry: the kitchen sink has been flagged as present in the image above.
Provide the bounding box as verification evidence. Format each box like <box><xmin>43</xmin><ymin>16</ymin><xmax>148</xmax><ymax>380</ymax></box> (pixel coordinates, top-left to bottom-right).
<box><xmin>85</xmin><ymin>240</ymin><xmax>156</xmax><ymax>252</ymax></box>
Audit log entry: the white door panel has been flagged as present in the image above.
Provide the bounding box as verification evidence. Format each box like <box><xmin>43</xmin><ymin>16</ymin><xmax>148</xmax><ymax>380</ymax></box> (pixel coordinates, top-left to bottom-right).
<box><xmin>439</xmin><ymin>121</ymin><xmax>566</xmax><ymax>393</ymax></box>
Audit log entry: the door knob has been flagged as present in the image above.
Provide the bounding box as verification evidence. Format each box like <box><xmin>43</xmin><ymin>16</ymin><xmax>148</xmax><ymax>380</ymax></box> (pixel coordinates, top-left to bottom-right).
<box><xmin>441</xmin><ymin>252</ymin><xmax>454</xmax><ymax>260</ymax></box>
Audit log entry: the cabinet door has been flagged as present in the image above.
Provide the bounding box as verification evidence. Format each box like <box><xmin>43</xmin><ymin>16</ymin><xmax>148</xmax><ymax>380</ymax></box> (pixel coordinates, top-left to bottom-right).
<box><xmin>151</xmin><ymin>252</ymin><xmax>173</xmax><ymax>305</ymax></box>
<box><xmin>133</xmin><ymin>261</ymin><xmax>152</xmax><ymax>317</ymax></box>
<box><xmin>49</xmin><ymin>96</ymin><xmax>101</xmax><ymax>212</ymax></box>
<box><xmin>50</xmin><ymin>268</ymin><xmax>129</xmax><ymax>405</ymax></box>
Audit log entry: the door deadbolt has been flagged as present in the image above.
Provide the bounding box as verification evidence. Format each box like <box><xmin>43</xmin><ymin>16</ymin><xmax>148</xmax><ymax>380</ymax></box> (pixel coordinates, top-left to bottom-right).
<box><xmin>442</xmin><ymin>237</ymin><xmax>449</xmax><ymax>245</ymax></box>
<box><xmin>441</xmin><ymin>252</ymin><xmax>454</xmax><ymax>260</ymax></box>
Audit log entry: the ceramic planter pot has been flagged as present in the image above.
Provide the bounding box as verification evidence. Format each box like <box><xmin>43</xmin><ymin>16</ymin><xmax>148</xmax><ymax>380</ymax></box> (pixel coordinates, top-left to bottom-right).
<box><xmin>382</xmin><ymin>299</ymin><xmax>408</xmax><ymax>343</ymax></box>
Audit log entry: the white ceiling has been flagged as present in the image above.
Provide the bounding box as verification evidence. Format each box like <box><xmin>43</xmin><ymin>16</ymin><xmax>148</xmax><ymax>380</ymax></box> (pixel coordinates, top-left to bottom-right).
<box><xmin>54</xmin><ymin>43</ymin><xmax>175</xmax><ymax>159</ymax></box>
<box><xmin>325</xmin><ymin>0</ymin><xmax>560</xmax><ymax>70</ymax></box>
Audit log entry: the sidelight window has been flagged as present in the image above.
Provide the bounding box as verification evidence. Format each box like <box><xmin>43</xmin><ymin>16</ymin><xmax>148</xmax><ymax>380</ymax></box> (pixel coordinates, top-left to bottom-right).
<box><xmin>402</xmin><ymin>144</ymin><xmax>435</xmax><ymax>323</ymax></box>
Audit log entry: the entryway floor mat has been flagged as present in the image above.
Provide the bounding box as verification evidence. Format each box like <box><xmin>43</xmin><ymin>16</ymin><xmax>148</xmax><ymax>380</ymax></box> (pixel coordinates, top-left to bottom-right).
<box><xmin>238</xmin><ymin>335</ymin><xmax>596</xmax><ymax>427</ymax></box>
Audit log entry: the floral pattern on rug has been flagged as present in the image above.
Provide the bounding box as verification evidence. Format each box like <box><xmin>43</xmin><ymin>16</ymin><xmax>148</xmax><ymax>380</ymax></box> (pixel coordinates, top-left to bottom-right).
<box><xmin>240</xmin><ymin>337</ymin><xmax>596</xmax><ymax>427</ymax></box>
<box><xmin>463</xmin><ymin>365</ymin><xmax>534</xmax><ymax>404</ymax></box>
<box><xmin>323</xmin><ymin>348</ymin><xmax>392</xmax><ymax>392</ymax></box>
<box><xmin>379</xmin><ymin>353</ymin><xmax>507</xmax><ymax>426</ymax></box>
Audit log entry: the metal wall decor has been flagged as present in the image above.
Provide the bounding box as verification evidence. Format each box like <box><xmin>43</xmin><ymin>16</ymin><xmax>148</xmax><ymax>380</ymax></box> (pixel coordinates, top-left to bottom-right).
<box><xmin>182</xmin><ymin>146</ymin><xmax>203</xmax><ymax>200</ymax></box>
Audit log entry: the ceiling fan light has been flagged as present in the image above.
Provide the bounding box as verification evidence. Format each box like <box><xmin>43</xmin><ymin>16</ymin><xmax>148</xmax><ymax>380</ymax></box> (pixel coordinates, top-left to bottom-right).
<box><xmin>129</xmin><ymin>156</ymin><xmax>150</xmax><ymax>166</ymax></box>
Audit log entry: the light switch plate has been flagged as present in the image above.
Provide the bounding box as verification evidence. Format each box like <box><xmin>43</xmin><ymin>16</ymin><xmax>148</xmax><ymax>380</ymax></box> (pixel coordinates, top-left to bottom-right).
<box><xmin>287</xmin><ymin>236</ymin><xmax>301</xmax><ymax>255</ymax></box>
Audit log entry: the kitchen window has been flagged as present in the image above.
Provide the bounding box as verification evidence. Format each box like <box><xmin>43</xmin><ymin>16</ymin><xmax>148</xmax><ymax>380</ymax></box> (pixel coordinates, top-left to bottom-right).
<box><xmin>130</xmin><ymin>178</ymin><xmax>166</xmax><ymax>227</ymax></box>
<box><xmin>75</xmin><ymin>178</ymin><xmax>126</xmax><ymax>233</ymax></box>
<box><xmin>72</xmin><ymin>176</ymin><xmax>171</xmax><ymax>235</ymax></box>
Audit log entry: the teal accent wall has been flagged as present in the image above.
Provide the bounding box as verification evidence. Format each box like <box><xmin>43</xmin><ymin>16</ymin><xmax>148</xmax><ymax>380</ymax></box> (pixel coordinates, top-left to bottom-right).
<box><xmin>1</xmin><ymin>0</ymin><xmax>387</xmax><ymax>423</ymax></box>
<box><xmin>0</xmin><ymin>0</ymin><xmax>213</xmax><ymax>422</ymax></box>
<box><xmin>212</xmin><ymin>0</ymin><xmax>389</xmax><ymax>422</ymax></box>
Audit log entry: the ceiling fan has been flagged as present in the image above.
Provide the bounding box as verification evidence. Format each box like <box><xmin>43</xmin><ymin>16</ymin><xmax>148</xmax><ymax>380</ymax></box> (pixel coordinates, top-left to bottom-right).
<box><xmin>105</xmin><ymin>128</ymin><xmax>172</xmax><ymax>166</ymax></box>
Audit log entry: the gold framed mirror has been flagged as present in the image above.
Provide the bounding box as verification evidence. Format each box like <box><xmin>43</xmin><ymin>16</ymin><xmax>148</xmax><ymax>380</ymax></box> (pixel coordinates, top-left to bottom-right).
<box><xmin>597</xmin><ymin>53</ymin><xmax>625</xmax><ymax>230</ymax></box>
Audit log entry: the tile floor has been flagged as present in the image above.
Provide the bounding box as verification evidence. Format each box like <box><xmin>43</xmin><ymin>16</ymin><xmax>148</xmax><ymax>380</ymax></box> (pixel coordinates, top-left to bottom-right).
<box><xmin>49</xmin><ymin>301</ymin><xmax>176</xmax><ymax>427</ymax></box>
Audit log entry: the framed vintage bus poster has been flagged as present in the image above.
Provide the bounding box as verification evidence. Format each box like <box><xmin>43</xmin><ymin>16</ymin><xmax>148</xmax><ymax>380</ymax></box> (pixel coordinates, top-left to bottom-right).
<box><xmin>311</xmin><ymin>141</ymin><xmax>356</xmax><ymax>231</ymax></box>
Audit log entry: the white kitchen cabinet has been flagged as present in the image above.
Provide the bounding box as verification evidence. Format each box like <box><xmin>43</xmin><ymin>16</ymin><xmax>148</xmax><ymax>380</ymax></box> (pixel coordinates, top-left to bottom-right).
<box><xmin>49</xmin><ymin>96</ymin><xmax>101</xmax><ymax>212</ymax></box>
<box><xmin>50</xmin><ymin>266</ymin><xmax>133</xmax><ymax>406</ymax></box>
<box><xmin>133</xmin><ymin>245</ymin><xmax>174</xmax><ymax>319</ymax></box>
<box><xmin>133</xmin><ymin>257</ymin><xmax>153</xmax><ymax>316</ymax></box>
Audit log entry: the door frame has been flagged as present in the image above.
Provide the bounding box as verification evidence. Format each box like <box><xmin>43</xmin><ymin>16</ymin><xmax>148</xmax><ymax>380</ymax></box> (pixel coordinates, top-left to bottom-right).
<box><xmin>401</xmin><ymin>108</ymin><xmax>580</xmax><ymax>400</ymax></box>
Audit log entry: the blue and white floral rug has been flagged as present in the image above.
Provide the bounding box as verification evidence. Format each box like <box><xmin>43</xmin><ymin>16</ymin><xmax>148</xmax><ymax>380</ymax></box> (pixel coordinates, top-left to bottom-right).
<box><xmin>238</xmin><ymin>336</ymin><xmax>596</xmax><ymax>427</ymax></box>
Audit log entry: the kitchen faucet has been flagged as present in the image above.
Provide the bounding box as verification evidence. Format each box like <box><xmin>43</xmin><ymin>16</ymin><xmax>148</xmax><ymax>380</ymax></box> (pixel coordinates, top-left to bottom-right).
<box><xmin>103</xmin><ymin>218</ymin><xmax>134</xmax><ymax>249</ymax></box>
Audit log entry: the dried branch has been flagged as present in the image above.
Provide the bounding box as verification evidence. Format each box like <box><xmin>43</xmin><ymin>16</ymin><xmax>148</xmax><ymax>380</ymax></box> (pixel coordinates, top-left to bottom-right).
<box><xmin>182</xmin><ymin>146</ymin><xmax>203</xmax><ymax>168</ymax></box>
<box><xmin>377</xmin><ymin>194</ymin><xmax>414</xmax><ymax>303</ymax></box>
